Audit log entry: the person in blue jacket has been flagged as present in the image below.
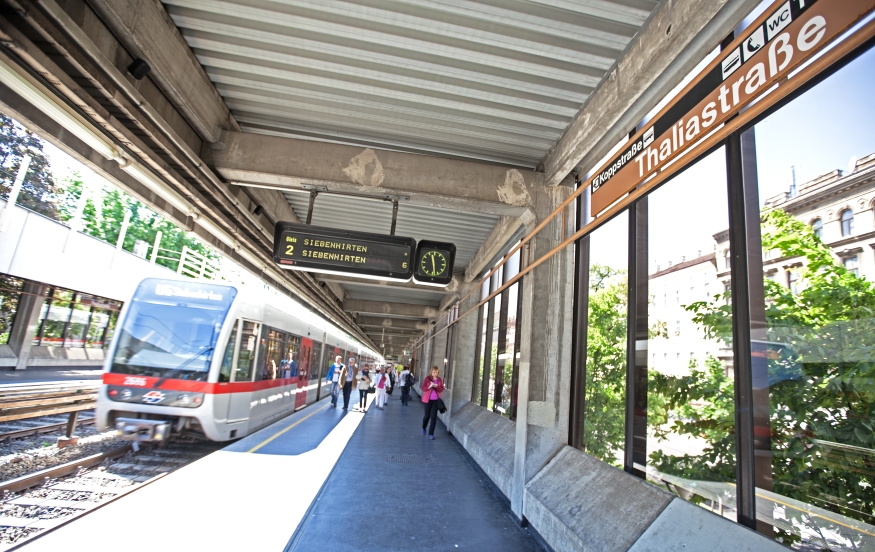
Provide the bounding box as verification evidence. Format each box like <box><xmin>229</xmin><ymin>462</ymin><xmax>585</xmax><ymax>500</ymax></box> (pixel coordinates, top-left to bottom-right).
<box><xmin>325</xmin><ymin>356</ymin><xmax>344</xmax><ymax>408</ymax></box>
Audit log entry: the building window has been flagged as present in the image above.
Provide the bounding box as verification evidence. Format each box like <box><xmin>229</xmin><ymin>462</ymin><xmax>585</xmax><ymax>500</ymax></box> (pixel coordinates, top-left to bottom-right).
<box><xmin>844</xmin><ymin>256</ymin><xmax>859</xmax><ymax>277</ymax></box>
<box><xmin>675</xmin><ymin>320</ymin><xmax>681</xmax><ymax>336</ymax></box>
<box><xmin>787</xmin><ymin>270</ymin><xmax>801</xmax><ymax>294</ymax></box>
<box><xmin>724</xmin><ymin>249</ymin><xmax>731</xmax><ymax>271</ymax></box>
<box><xmin>840</xmin><ymin>209</ymin><xmax>854</xmax><ymax>236</ymax></box>
<box><xmin>812</xmin><ymin>218</ymin><xmax>823</xmax><ymax>239</ymax></box>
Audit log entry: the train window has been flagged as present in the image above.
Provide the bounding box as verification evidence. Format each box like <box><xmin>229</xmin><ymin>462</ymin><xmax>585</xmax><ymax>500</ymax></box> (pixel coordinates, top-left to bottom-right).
<box><xmin>259</xmin><ymin>329</ymin><xmax>286</xmax><ymax>380</ymax></box>
<box><xmin>233</xmin><ymin>321</ymin><xmax>260</xmax><ymax>382</ymax></box>
<box><xmin>283</xmin><ymin>336</ymin><xmax>301</xmax><ymax>379</ymax></box>
<box><xmin>219</xmin><ymin>320</ymin><xmax>239</xmax><ymax>383</ymax></box>
<box><xmin>309</xmin><ymin>340</ymin><xmax>322</xmax><ymax>381</ymax></box>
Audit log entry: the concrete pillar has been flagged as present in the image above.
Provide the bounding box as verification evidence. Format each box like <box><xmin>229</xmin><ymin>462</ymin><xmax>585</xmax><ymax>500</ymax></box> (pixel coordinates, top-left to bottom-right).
<box><xmin>8</xmin><ymin>282</ymin><xmax>47</xmax><ymax>370</ymax></box>
<box><xmin>510</xmin><ymin>185</ymin><xmax>575</xmax><ymax>520</ymax></box>
<box><xmin>446</xmin><ymin>282</ymin><xmax>480</xmax><ymax>413</ymax></box>
<box><xmin>431</xmin><ymin>318</ymin><xmax>449</xmax><ymax>375</ymax></box>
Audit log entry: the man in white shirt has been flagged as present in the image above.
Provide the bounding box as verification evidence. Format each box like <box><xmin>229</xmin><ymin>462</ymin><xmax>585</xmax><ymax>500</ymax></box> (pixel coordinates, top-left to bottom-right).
<box><xmin>399</xmin><ymin>366</ymin><xmax>412</xmax><ymax>406</ymax></box>
<box><xmin>326</xmin><ymin>355</ymin><xmax>344</xmax><ymax>408</ymax></box>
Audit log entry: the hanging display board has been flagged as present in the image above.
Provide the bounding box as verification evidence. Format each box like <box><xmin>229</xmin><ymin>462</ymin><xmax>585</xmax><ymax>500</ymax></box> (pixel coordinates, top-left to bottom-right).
<box><xmin>588</xmin><ymin>0</ymin><xmax>875</xmax><ymax>215</ymax></box>
<box><xmin>274</xmin><ymin>222</ymin><xmax>415</xmax><ymax>281</ymax></box>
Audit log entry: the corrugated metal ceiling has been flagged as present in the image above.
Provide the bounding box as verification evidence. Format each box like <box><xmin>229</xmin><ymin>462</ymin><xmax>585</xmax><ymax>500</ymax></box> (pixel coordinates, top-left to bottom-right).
<box><xmin>282</xmin><ymin>190</ymin><xmax>500</xmax><ymax>275</ymax></box>
<box><xmin>344</xmin><ymin>284</ymin><xmax>447</xmax><ymax>306</ymax></box>
<box><xmin>164</xmin><ymin>0</ymin><xmax>658</xmax><ymax>167</ymax></box>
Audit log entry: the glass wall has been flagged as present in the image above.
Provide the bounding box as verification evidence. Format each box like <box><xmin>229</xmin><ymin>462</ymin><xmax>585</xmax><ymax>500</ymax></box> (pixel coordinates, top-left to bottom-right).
<box><xmin>30</xmin><ymin>284</ymin><xmax>121</xmax><ymax>348</ymax></box>
<box><xmin>746</xmin><ymin>45</ymin><xmax>875</xmax><ymax>549</ymax></box>
<box><xmin>0</xmin><ymin>275</ymin><xmax>24</xmax><ymax>345</ymax></box>
<box><xmin>646</xmin><ymin>147</ymin><xmax>736</xmax><ymax>521</ymax></box>
<box><xmin>571</xmin><ymin>26</ymin><xmax>875</xmax><ymax>549</ymax></box>
<box><xmin>581</xmin><ymin>211</ymin><xmax>628</xmax><ymax>467</ymax></box>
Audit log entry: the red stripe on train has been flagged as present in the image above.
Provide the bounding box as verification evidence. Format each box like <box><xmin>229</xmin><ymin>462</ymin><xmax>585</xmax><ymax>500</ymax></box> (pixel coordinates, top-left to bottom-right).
<box><xmin>101</xmin><ymin>373</ymin><xmax>309</xmax><ymax>394</ymax></box>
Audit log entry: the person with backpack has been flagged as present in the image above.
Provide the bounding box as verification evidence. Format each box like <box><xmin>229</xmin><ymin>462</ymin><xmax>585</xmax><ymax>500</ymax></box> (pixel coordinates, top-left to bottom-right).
<box><xmin>386</xmin><ymin>367</ymin><xmax>395</xmax><ymax>400</ymax></box>
<box><xmin>399</xmin><ymin>366</ymin><xmax>413</xmax><ymax>406</ymax></box>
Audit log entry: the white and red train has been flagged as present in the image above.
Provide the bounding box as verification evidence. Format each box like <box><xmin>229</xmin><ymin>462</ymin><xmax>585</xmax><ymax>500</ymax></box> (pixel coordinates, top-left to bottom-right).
<box><xmin>96</xmin><ymin>277</ymin><xmax>379</xmax><ymax>441</ymax></box>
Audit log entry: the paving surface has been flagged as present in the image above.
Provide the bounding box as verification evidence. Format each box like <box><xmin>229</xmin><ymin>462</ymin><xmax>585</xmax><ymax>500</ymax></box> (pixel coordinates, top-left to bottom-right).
<box><xmin>287</xmin><ymin>392</ymin><xmax>543</xmax><ymax>552</ymax></box>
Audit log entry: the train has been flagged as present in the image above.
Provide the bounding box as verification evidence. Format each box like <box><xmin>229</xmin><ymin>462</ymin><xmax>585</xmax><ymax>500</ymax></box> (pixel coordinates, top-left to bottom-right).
<box><xmin>96</xmin><ymin>277</ymin><xmax>380</xmax><ymax>441</ymax></box>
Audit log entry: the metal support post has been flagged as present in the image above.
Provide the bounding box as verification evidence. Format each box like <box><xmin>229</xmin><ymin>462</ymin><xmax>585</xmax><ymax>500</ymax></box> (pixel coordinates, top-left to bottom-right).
<box><xmin>65</xmin><ymin>411</ymin><xmax>79</xmax><ymax>438</ymax></box>
<box><xmin>624</xmin><ymin>197</ymin><xmax>648</xmax><ymax>478</ymax></box>
<box><xmin>0</xmin><ymin>154</ymin><xmax>31</xmax><ymax>232</ymax></box>
<box><xmin>390</xmin><ymin>199</ymin><xmax>399</xmax><ymax>235</ymax></box>
<box><xmin>306</xmin><ymin>190</ymin><xmax>317</xmax><ymax>224</ymax></box>
<box><xmin>150</xmin><ymin>231</ymin><xmax>162</xmax><ymax>264</ymax></box>
<box><xmin>726</xmin><ymin>128</ymin><xmax>772</xmax><ymax>534</ymax></box>
<box><xmin>110</xmin><ymin>210</ymin><xmax>132</xmax><ymax>269</ymax></box>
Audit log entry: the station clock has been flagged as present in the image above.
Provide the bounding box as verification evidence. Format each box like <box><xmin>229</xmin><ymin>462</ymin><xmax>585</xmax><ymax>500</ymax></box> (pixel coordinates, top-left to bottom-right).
<box><xmin>413</xmin><ymin>241</ymin><xmax>456</xmax><ymax>286</ymax></box>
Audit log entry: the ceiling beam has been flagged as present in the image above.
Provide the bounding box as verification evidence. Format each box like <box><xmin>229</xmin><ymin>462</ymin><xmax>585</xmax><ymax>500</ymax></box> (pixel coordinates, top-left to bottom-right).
<box><xmin>343</xmin><ymin>299</ymin><xmax>436</xmax><ymax>320</ymax></box>
<box><xmin>85</xmin><ymin>0</ymin><xmax>238</xmax><ymax>143</ymax></box>
<box><xmin>316</xmin><ymin>274</ymin><xmax>463</xmax><ymax>294</ymax></box>
<box><xmin>355</xmin><ymin>317</ymin><xmax>431</xmax><ymax>331</ymax></box>
<box><xmin>540</xmin><ymin>0</ymin><xmax>761</xmax><ymax>186</ymax></box>
<box><xmin>205</xmin><ymin>131</ymin><xmax>547</xmax><ymax>217</ymax></box>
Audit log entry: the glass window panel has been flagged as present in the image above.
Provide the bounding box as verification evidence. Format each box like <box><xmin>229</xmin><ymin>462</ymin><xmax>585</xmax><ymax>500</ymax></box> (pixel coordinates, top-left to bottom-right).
<box><xmin>582</xmin><ymin>210</ymin><xmax>628</xmax><ymax>467</ymax></box>
<box><xmin>473</xmin><ymin>278</ymin><xmax>489</xmax><ymax>403</ymax></box>
<box><xmin>751</xmin><ymin>45</ymin><xmax>875</xmax><ymax>548</ymax></box>
<box><xmin>219</xmin><ymin>321</ymin><xmax>238</xmax><ymax>383</ymax></box>
<box><xmin>646</xmin><ymin>147</ymin><xmax>736</xmax><ymax>521</ymax></box>
<box><xmin>0</xmin><ymin>275</ymin><xmax>24</xmax><ymax>345</ymax></box>
<box><xmin>64</xmin><ymin>299</ymin><xmax>91</xmax><ymax>348</ymax></box>
<box><xmin>35</xmin><ymin>294</ymin><xmax>71</xmax><ymax>347</ymax></box>
<box><xmin>486</xmin><ymin>267</ymin><xmax>502</xmax><ymax>410</ymax></box>
<box><xmin>309</xmin><ymin>341</ymin><xmax>322</xmax><ymax>381</ymax></box>
<box><xmin>233</xmin><ymin>321</ymin><xmax>260</xmax><ymax>382</ymax></box>
<box><xmin>282</xmin><ymin>335</ymin><xmax>301</xmax><ymax>379</ymax></box>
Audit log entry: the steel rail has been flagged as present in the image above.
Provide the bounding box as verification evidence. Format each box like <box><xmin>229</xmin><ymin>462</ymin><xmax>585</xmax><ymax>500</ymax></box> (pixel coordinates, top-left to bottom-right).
<box><xmin>0</xmin><ymin>444</ymin><xmax>132</xmax><ymax>494</ymax></box>
<box><xmin>0</xmin><ymin>418</ymin><xmax>95</xmax><ymax>441</ymax></box>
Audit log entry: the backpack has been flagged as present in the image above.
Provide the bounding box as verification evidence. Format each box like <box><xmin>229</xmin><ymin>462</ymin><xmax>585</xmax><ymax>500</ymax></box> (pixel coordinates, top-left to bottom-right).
<box><xmin>404</xmin><ymin>373</ymin><xmax>415</xmax><ymax>387</ymax></box>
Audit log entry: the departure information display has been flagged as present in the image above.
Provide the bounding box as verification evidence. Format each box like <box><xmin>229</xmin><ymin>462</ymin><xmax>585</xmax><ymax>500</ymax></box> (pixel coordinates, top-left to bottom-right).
<box><xmin>273</xmin><ymin>222</ymin><xmax>416</xmax><ymax>281</ymax></box>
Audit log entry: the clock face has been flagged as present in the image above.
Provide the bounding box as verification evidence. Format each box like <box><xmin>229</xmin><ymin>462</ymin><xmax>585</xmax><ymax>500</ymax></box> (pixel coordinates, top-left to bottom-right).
<box><xmin>420</xmin><ymin>250</ymin><xmax>447</xmax><ymax>277</ymax></box>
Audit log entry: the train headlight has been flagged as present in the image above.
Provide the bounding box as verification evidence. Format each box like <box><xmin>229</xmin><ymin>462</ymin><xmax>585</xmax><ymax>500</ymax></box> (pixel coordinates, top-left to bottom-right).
<box><xmin>166</xmin><ymin>392</ymin><xmax>206</xmax><ymax>408</ymax></box>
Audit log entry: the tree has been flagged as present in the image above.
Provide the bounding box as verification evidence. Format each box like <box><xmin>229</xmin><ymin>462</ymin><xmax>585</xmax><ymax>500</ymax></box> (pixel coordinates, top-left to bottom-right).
<box><xmin>0</xmin><ymin>114</ymin><xmax>61</xmax><ymax>218</ymax></box>
<box><xmin>583</xmin><ymin>264</ymin><xmax>628</xmax><ymax>467</ymax></box>
<box><xmin>665</xmin><ymin>209</ymin><xmax>875</xmax><ymax>547</ymax></box>
<box><xmin>58</xmin><ymin>173</ymin><xmax>216</xmax><ymax>270</ymax></box>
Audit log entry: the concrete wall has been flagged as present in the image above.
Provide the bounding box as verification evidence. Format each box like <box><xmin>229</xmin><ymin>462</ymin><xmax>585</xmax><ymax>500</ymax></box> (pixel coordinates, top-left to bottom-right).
<box><xmin>0</xmin><ymin>200</ymin><xmax>175</xmax><ymax>367</ymax></box>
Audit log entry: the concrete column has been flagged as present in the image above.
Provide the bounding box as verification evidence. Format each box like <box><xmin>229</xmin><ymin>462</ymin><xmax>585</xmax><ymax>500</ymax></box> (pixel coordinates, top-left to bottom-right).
<box><xmin>431</xmin><ymin>318</ymin><xmax>449</xmax><ymax>375</ymax></box>
<box><xmin>8</xmin><ymin>282</ymin><xmax>47</xmax><ymax>370</ymax></box>
<box><xmin>445</xmin><ymin>281</ymin><xmax>480</xmax><ymax>413</ymax></box>
<box><xmin>511</xmin><ymin>185</ymin><xmax>575</xmax><ymax>520</ymax></box>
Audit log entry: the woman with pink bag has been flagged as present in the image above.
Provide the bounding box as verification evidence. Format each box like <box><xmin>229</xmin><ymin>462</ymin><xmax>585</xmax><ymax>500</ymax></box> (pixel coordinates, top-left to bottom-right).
<box><xmin>421</xmin><ymin>366</ymin><xmax>445</xmax><ymax>440</ymax></box>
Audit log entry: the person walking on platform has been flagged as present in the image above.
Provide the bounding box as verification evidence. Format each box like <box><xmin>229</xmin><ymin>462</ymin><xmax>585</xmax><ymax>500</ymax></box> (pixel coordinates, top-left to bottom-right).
<box><xmin>340</xmin><ymin>359</ymin><xmax>356</xmax><ymax>410</ymax></box>
<box><xmin>373</xmin><ymin>367</ymin><xmax>389</xmax><ymax>410</ymax></box>
<box><xmin>356</xmin><ymin>363</ymin><xmax>371</xmax><ymax>411</ymax></box>
<box><xmin>386</xmin><ymin>367</ymin><xmax>395</xmax><ymax>400</ymax></box>
<box><xmin>326</xmin><ymin>356</ymin><xmax>344</xmax><ymax>408</ymax></box>
<box><xmin>421</xmin><ymin>366</ymin><xmax>445</xmax><ymax>440</ymax></box>
<box><xmin>399</xmin><ymin>365</ymin><xmax>412</xmax><ymax>406</ymax></box>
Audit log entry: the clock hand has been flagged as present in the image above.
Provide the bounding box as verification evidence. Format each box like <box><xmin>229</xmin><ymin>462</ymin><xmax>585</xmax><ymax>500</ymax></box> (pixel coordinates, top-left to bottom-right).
<box><xmin>431</xmin><ymin>255</ymin><xmax>436</xmax><ymax>273</ymax></box>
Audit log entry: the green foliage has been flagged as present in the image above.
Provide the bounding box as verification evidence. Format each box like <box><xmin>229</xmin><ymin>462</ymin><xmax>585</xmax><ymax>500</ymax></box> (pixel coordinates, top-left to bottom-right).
<box><xmin>0</xmin><ymin>114</ymin><xmax>61</xmax><ymax>218</ymax></box>
<box><xmin>58</xmin><ymin>173</ymin><xmax>215</xmax><ymax>270</ymax></box>
<box><xmin>583</xmin><ymin>264</ymin><xmax>627</xmax><ymax>467</ymax></box>
<box><xmin>677</xmin><ymin>209</ymin><xmax>875</xmax><ymax>538</ymax></box>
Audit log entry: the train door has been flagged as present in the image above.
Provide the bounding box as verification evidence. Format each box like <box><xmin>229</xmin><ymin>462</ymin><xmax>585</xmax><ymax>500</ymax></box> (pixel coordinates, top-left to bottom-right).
<box><xmin>227</xmin><ymin>320</ymin><xmax>260</xmax><ymax>423</ymax></box>
<box><xmin>297</xmin><ymin>338</ymin><xmax>312</xmax><ymax>409</ymax></box>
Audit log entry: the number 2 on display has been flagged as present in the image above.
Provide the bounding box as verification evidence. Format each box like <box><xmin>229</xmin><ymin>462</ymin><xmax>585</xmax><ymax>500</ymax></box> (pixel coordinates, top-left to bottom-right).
<box><xmin>285</xmin><ymin>245</ymin><xmax>294</xmax><ymax>256</ymax></box>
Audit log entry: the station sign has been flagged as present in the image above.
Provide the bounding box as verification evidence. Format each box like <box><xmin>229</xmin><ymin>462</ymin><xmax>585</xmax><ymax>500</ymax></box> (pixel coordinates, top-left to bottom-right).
<box><xmin>588</xmin><ymin>0</ymin><xmax>875</xmax><ymax>215</ymax></box>
<box><xmin>273</xmin><ymin>222</ymin><xmax>416</xmax><ymax>281</ymax></box>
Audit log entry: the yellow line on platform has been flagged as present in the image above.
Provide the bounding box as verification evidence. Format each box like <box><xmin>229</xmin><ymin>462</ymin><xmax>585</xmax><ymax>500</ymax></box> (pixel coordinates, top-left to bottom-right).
<box><xmin>246</xmin><ymin>404</ymin><xmax>330</xmax><ymax>453</ymax></box>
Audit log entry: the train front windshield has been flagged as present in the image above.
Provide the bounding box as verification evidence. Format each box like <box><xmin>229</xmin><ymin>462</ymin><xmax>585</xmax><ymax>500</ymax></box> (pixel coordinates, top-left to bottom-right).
<box><xmin>110</xmin><ymin>280</ymin><xmax>237</xmax><ymax>381</ymax></box>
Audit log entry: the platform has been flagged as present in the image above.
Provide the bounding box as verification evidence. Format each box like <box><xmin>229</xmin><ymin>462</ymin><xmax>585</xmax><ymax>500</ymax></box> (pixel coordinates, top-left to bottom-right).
<box><xmin>20</xmin><ymin>390</ymin><xmax>543</xmax><ymax>551</ymax></box>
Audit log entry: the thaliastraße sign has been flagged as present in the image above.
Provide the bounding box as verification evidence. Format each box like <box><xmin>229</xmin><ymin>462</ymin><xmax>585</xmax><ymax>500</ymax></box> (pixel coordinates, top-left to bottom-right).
<box><xmin>589</xmin><ymin>0</ymin><xmax>875</xmax><ymax>215</ymax></box>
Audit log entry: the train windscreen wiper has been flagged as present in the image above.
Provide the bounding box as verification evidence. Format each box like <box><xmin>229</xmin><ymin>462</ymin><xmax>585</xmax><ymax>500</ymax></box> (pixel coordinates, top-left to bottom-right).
<box><xmin>152</xmin><ymin>347</ymin><xmax>214</xmax><ymax>388</ymax></box>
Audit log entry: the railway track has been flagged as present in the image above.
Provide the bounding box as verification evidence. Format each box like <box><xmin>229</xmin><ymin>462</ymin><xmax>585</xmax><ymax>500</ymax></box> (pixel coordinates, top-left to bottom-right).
<box><xmin>0</xmin><ymin>437</ymin><xmax>223</xmax><ymax>550</ymax></box>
